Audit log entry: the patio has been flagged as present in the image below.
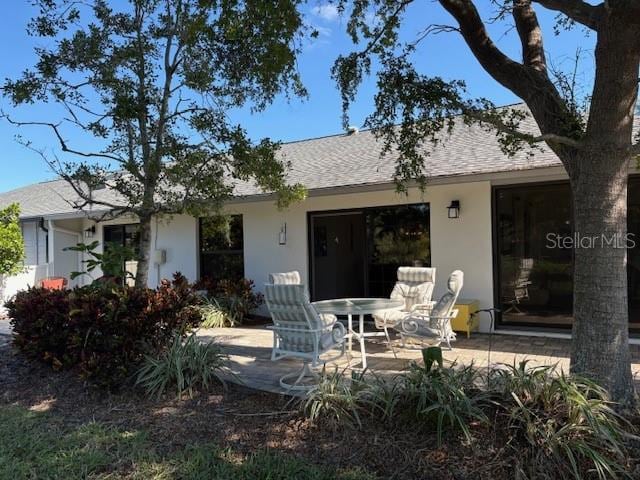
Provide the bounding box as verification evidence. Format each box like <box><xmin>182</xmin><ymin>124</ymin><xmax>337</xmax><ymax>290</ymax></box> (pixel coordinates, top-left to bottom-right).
<box><xmin>197</xmin><ymin>325</ymin><xmax>640</xmax><ymax>395</ymax></box>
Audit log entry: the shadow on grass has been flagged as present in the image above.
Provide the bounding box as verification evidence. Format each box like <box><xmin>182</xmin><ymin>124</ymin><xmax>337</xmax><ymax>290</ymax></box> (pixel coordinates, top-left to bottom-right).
<box><xmin>0</xmin><ymin>405</ymin><xmax>372</xmax><ymax>480</ymax></box>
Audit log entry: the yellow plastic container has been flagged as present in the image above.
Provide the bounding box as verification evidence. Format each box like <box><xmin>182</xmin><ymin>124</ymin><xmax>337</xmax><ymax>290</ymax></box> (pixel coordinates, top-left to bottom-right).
<box><xmin>450</xmin><ymin>299</ymin><xmax>480</xmax><ymax>338</ymax></box>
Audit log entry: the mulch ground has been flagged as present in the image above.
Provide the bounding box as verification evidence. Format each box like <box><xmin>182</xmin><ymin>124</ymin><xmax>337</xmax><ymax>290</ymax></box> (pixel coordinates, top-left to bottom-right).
<box><xmin>0</xmin><ymin>341</ymin><xmax>635</xmax><ymax>480</ymax></box>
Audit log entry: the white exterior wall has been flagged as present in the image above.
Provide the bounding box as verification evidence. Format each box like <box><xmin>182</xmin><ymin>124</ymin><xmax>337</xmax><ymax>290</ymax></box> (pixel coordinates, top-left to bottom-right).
<box><xmin>80</xmin><ymin>214</ymin><xmax>198</xmax><ymax>287</ymax></box>
<box><xmin>226</xmin><ymin>180</ymin><xmax>496</xmax><ymax>332</ymax></box>
<box><xmin>21</xmin><ymin>220</ymin><xmax>48</xmax><ymax>266</ymax></box>
<box><xmin>0</xmin><ymin>265</ymin><xmax>49</xmax><ymax>310</ymax></box>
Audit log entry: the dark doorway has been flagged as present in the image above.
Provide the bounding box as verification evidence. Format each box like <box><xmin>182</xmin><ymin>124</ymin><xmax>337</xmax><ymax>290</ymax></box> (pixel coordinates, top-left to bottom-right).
<box><xmin>309</xmin><ymin>203</ymin><xmax>431</xmax><ymax>301</ymax></box>
<box><xmin>311</xmin><ymin>212</ymin><xmax>366</xmax><ymax>301</ymax></box>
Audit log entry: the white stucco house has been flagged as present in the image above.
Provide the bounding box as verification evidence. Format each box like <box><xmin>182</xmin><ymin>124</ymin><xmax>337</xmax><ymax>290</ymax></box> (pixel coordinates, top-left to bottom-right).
<box><xmin>2</xmin><ymin>111</ymin><xmax>639</xmax><ymax>336</ymax></box>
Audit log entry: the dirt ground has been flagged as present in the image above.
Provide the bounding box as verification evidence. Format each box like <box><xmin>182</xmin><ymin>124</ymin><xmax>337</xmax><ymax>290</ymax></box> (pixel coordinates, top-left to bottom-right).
<box><xmin>0</xmin><ymin>341</ymin><xmax>533</xmax><ymax>480</ymax></box>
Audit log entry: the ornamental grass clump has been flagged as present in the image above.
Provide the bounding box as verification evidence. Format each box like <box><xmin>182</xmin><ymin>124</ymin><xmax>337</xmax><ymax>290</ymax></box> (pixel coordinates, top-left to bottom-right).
<box><xmin>136</xmin><ymin>333</ymin><xmax>229</xmax><ymax>399</ymax></box>
<box><xmin>196</xmin><ymin>278</ymin><xmax>264</xmax><ymax>328</ymax></box>
<box><xmin>491</xmin><ymin>361</ymin><xmax>634</xmax><ymax>480</ymax></box>
<box><xmin>303</xmin><ymin>368</ymin><xmax>366</xmax><ymax>429</ymax></box>
<box><xmin>302</xmin><ymin>354</ymin><xmax>636</xmax><ymax>478</ymax></box>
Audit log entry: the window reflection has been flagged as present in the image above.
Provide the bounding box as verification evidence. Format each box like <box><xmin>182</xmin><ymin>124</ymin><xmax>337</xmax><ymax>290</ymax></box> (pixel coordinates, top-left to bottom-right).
<box><xmin>366</xmin><ymin>204</ymin><xmax>431</xmax><ymax>298</ymax></box>
<box><xmin>199</xmin><ymin>215</ymin><xmax>244</xmax><ymax>283</ymax></box>
<box><xmin>495</xmin><ymin>184</ymin><xmax>573</xmax><ymax>327</ymax></box>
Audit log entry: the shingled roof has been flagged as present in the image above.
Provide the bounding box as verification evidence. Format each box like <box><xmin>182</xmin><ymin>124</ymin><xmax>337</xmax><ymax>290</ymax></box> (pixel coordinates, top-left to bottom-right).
<box><xmin>0</xmin><ymin>109</ymin><xmax>592</xmax><ymax>219</ymax></box>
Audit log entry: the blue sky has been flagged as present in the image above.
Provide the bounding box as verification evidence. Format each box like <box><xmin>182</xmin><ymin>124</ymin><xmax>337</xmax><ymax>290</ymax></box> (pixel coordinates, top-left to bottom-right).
<box><xmin>0</xmin><ymin>1</ymin><xmax>595</xmax><ymax>192</ymax></box>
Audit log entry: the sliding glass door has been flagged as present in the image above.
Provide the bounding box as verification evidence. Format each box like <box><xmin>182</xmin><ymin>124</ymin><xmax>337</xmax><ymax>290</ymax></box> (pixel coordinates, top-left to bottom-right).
<box><xmin>494</xmin><ymin>183</ymin><xmax>573</xmax><ymax>328</ymax></box>
<box><xmin>310</xmin><ymin>203</ymin><xmax>430</xmax><ymax>301</ymax></box>
<box><xmin>494</xmin><ymin>179</ymin><xmax>640</xmax><ymax>331</ymax></box>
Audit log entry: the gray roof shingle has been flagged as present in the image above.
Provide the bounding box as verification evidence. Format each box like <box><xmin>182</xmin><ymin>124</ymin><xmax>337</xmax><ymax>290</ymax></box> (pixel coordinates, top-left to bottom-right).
<box><xmin>2</xmin><ymin>109</ymin><xmax>636</xmax><ymax>219</ymax></box>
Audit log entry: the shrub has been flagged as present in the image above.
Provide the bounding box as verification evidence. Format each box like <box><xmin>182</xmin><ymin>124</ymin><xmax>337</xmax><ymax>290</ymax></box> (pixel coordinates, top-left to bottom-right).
<box><xmin>492</xmin><ymin>362</ymin><xmax>633</xmax><ymax>480</ymax></box>
<box><xmin>303</xmin><ymin>368</ymin><xmax>366</xmax><ymax>428</ymax></box>
<box><xmin>195</xmin><ymin>278</ymin><xmax>263</xmax><ymax>327</ymax></box>
<box><xmin>6</xmin><ymin>273</ymin><xmax>202</xmax><ymax>387</ymax></box>
<box><xmin>302</xmin><ymin>356</ymin><xmax>635</xmax><ymax>477</ymax></box>
<box><xmin>216</xmin><ymin>278</ymin><xmax>263</xmax><ymax>321</ymax></box>
<box><xmin>393</xmin><ymin>362</ymin><xmax>489</xmax><ymax>445</ymax></box>
<box><xmin>198</xmin><ymin>298</ymin><xmax>237</xmax><ymax>328</ymax></box>
<box><xmin>0</xmin><ymin>203</ymin><xmax>25</xmax><ymax>276</ymax></box>
<box><xmin>8</xmin><ymin>287</ymin><xmax>70</xmax><ymax>369</ymax></box>
<box><xmin>304</xmin><ymin>360</ymin><xmax>488</xmax><ymax>444</ymax></box>
<box><xmin>136</xmin><ymin>332</ymin><xmax>229</xmax><ymax>399</ymax></box>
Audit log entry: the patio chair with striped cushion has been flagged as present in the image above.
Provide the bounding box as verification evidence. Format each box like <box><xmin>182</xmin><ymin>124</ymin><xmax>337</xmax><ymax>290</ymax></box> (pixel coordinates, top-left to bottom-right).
<box><xmin>265</xmin><ymin>283</ymin><xmax>345</xmax><ymax>390</ymax></box>
<box><xmin>268</xmin><ymin>270</ymin><xmax>338</xmax><ymax>325</ymax></box>
<box><xmin>372</xmin><ymin>267</ymin><xmax>437</xmax><ymax>347</ymax></box>
<box><xmin>398</xmin><ymin>270</ymin><xmax>463</xmax><ymax>349</ymax></box>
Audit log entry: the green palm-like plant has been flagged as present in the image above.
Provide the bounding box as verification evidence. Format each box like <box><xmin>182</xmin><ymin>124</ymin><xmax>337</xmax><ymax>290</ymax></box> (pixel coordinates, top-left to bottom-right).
<box><xmin>136</xmin><ymin>333</ymin><xmax>229</xmax><ymax>399</ymax></box>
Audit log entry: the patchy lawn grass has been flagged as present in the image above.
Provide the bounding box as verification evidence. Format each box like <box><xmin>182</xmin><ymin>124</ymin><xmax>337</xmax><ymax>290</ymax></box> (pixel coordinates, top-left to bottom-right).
<box><xmin>0</xmin><ymin>405</ymin><xmax>371</xmax><ymax>480</ymax></box>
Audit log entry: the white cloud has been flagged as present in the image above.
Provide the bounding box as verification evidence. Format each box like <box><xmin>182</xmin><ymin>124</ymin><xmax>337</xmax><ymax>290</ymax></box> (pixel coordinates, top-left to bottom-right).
<box><xmin>312</xmin><ymin>3</ymin><xmax>340</xmax><ymax>22</ymax></box>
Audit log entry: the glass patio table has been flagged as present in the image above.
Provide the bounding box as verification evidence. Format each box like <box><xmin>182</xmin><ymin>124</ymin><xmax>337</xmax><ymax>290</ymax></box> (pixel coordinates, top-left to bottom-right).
<box><xmin>312</xmin><ymin>298</ymin><xmax>404</xmax><ymax>369</ymax></box>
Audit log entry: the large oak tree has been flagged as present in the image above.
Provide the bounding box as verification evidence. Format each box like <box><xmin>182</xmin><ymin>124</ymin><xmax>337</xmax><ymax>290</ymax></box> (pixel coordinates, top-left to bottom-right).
<box><xmin>334</xmin><ymin>0</ymin><xmax>639</xmax><ymax>404</ymax></box>
<box><xmin>3</xmin><ymin>0</ymin><xmax>307</xmax><ymax>287</ymax></box>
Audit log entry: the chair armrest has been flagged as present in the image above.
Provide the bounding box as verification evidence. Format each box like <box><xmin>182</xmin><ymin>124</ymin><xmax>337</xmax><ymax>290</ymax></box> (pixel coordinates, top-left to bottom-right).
<box><xmin>267</xmin><ymin>325</ymin><xmax>328</xmax><ymax>334</ymax></box>
<box><xmin>399</xmin><ymin>310</ymin><xmax>458</xmax><ymax>335</ymax></box>
<box><xmin>409</xmin><ymin>301</ymin><xmax>436</xmax><ymax>313</ymax></box>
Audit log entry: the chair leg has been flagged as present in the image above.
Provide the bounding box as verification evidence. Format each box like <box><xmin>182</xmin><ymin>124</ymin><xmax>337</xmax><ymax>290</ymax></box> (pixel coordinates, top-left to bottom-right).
<box><xmin>384</xmin><ymin>324</ymin><xmax>397</xmax><ymax>359</ymax></box>
<box><xmin>279</xmin><ymin>362</ymin><xmax>319</xmax><ymax>392</ymax></box>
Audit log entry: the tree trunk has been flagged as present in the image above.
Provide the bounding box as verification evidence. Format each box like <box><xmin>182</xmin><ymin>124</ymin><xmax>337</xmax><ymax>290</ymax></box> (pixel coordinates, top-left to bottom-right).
<box><xmin>567</xmin><ymin>8</ymin><xmax>639</xmax><ymax>405</ymax></box>
<box><xmin>134</xmin><ymin>214</ymin><xmax>153</xmax><ymax>288</ymax></box>
<box><xmin>570</xmin><ymin>152</ymin><xmax>634</xmax><ymax>404</ymax></box>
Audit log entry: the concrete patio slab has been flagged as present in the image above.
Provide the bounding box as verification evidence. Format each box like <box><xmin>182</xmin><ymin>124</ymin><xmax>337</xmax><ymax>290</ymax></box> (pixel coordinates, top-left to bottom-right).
<box><xmin>196</xmin><ymin>326</ymin><xmax>640</xmax><ymax>395</ymax></box>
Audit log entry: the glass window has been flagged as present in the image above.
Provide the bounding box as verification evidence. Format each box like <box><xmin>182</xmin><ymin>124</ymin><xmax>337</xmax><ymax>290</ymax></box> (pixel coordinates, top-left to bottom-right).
<box><xmin>627</xmin><ymin>178</ymin><xmax>640</xmax><ymax>331</ymax></box>
<box><xmin>199</xmin><ymin>215</ymin><xmax>244</xmax><ymax>283</ymax></box>
<box><xmin>366</xmin><ymin>204</ymin><xmax>431</xmax><ymax>297</ymax></box>
<box><xmin>310</xmin><ymin>203</ymin><xmax>430</xmax><ymax>301</ymax></box>
<box><xmin>103</xmin><ymin>224</ymin><xmax>140</xmax><ymax>256</ymax></box>
<box><xmin>495</xmin><ymin>184</ymin><xmax>574</xmax><ymax>328</ymax></box>
<box><xmin>102</xmin><ymin>223</ymin><xmax>140</xmax><ymax>285</ymax></box>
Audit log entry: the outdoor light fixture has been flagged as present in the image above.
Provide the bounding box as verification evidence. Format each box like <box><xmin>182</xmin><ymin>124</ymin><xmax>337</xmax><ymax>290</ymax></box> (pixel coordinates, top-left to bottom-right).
<box><xmin>279</xmin><ymin>223</ymin><xmax>287</xmax><ymax>245</ymax></box>
<box><xmin>84</xmin><ymin>225</ymin><xmax>96</xmax><ymax>239</ymax></box>
<box><xmin>447</xmin><ymin>200</ymin><xmax>461</xmax><ymax>219</ymax></box>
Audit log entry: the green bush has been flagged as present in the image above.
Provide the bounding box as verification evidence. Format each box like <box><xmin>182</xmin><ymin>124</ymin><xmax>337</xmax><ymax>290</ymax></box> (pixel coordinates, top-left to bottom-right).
<box><xmin>492</xmin><ymin>362</ymin><xmax>633</xmax><ymax>480</ymax></box>
<box><xmin>6</xmin><ymin>273</ymin><xmax>202</xmax><ymax>387</ymax></box>
<box><xmin>136</xmin><ymin>332</ymin><xmax>229</xmax><ymax>399</ymax></box>
<box><xmin>303</xmin><ymin>368</ymin><xmax>366</xmax><ymax>428</ymax></box>
<box><xmin>302</xmin><ymin>356</ymin><xmax>635</xmax><ymax>478</ymax></box>
<box><xmin>196</xmin><ymin>278</ymin><xmax>264</xmax><ymax>327</ymax></box>
<box><xmin>394</xmin><ymin>362</ymin><xmax>489</xmax><ymax>445</ymax></box>
<box><xmin>198</xmin><ymin>298</ymin><xmax>238</xmax><ymax>328</ymax></box>
<box><xmin>0</xmin><ymin>203</ymin><xmax>25</xmax><ymax>276</ymax></box>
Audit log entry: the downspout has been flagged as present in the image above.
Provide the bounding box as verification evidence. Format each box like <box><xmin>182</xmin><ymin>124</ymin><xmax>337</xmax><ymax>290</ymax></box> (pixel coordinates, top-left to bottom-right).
<box><xmin>47</xmin><ymin>220</ymin><xmax>55</xmax><ymax>278</ymax></box>
<box><xmin>39</xmin><ymin>218</ymin><xmax>50</xmax><ymax>278</ymax></box>
<box><xmin>38</xmin><ymin>218</ymin><xmax>48</xmax><ymax>263</ymax></box>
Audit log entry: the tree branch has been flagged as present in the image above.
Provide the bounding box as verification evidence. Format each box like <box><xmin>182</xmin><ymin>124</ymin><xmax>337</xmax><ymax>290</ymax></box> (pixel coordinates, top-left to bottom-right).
<box><xmin>465</xmin><ymin>109</ymin><xmax>583</xmax><ymax>148</ymax></box>
<box><xmin>513</xmin><ymin>0</ymin><xmax>547</xmax><ymax>72</ymax></box>
<box><xmin>438</xmin><ymin>0</ymin><xmax>581</xmax><ymax>161</ymax></box>
<box><xmin>4</xmin><ymin>115</ymin><xmax>125</xmax><ymax>163</ymax></box>
<box><xmin>532</xmin><ymin>0</ymin><xmax>603</xmax><ymax>30</ymax></box>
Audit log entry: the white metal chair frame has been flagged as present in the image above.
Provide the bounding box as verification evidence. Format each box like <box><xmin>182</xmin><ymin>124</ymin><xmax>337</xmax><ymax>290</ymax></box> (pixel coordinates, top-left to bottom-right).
<box><xmin>398</xmin><ymin>270</ymin><xmax>464</xmax><ymax>350</ymax></box>
<box><xmin>400</xmin><ymin>308</ymin><xmax>460</xmax><ymax>349</ymax></box>
<box><xmin>372</xmin><ymin>267</ymin><xmax>437</xmax><ymax>348</ymax></box>
<box><xmin>265</xmin><ymin>283</ymin><xmax>345</xmax><ymax>391</ymax></box>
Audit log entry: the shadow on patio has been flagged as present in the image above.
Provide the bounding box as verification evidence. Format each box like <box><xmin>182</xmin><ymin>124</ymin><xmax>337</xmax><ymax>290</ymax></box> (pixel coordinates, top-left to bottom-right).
<box><xmin>197</xmin><ymin>326</ymin><xmax>640</xmax><ymax>395</ymax></box>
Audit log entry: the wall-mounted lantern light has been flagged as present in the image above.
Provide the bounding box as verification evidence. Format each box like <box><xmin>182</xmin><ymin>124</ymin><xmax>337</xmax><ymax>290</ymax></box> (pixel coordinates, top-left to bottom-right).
<box><xmin>447</xmin><ymin>200</ymin><xmax>461</xmax><ymax>219</ymax></box>
<box><xmin>84</xmin><ymin>225</ymin><xmax>96</xmax><ymax>239</ymax></box>
<box><xmin>279</xmin><ymin>223</ymin><xmax>287</xmax><ymax>245</ymax></box>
